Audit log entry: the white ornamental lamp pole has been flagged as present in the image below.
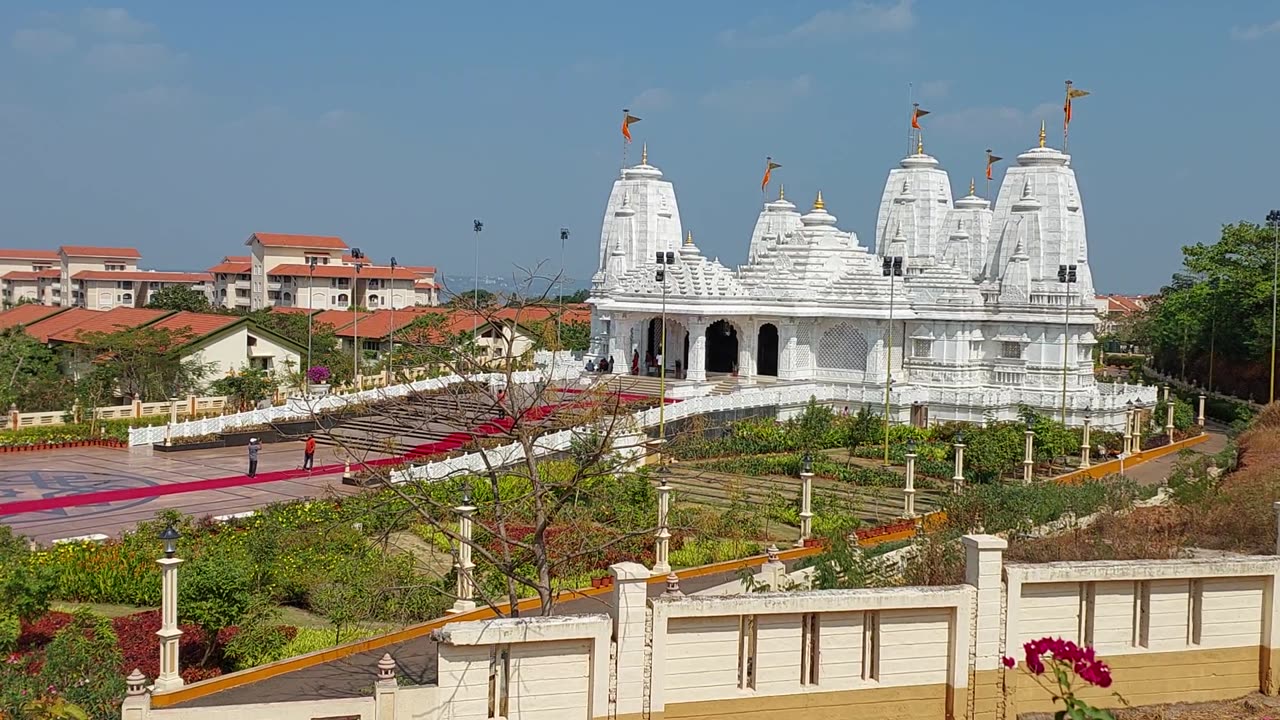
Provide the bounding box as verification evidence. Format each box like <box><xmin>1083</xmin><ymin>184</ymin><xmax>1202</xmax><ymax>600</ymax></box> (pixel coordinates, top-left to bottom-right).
<box><xmin>1080</xmin><ymin>409</ymin><xmax>1092</xmax><ymax>469</ymax></box>
<box><xmin>903</xmin><ymin>439</ymin><xmax>918</xmax><ymax>518</ymax></box>
<box><xmin>652</xmin><ymin>467</ymin><xmax>672</xmax><ymax>575</ymax></box>
<box><xmin>154</xmin><ymin>524</ymin><xmax>184</xmax><ymax>691</ymax></box>
<box><xmin>1122</xmin><ymin>401</ymin><xmax>1134</xmax><ymax>457</ymax></box>
<box><xmin>1164</xmin><ymin>385</ymin><xmax>1176</xmax><ymax>445</ymax></box>
<box><xmin>797</xmin><ymin>452</ymin><xmax>814</xmax><ymax>546</ymax></box>
<box><xmin>951</xmin><ymin>431</ymin><xmax>966</xmax><ymax>492</ymax></box>
<box><xmin>450</xmin><ymin>482</ymin><xmax>477</xmax><ymax>613</ymax></box>
<box><xmin>1197</xmin><ymin>393</ymin><xmax>1206</xmax><ymax>429</ymax></box>
<box><xmin>1133</xmin><ymin>403</ymin><xmax>1144</xmax><ymax>454</ymax></box>
<box><xmin>1022</xmin><ymin>416</ymin><xmax>1035</xmax><ymax>484</ymax></box>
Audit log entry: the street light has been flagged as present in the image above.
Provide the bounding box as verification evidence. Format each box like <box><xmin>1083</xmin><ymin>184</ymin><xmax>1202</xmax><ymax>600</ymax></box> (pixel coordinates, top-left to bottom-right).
<box><xmin>155</xmin><ymin>523</ymin><xmax>183</xmax><ymax>690</ymax></box>
<box><xmin>389</xmin><ymin>256</ymin><xmax>398</xmax><ymax>383</ymax></box>
<box><xmin>350</xmin><ymin>248</ymin><xmax>365</xmax><ymax>381</ymax></box>
<box><xmin>473</xmin><ymin>220</ymin><xmax>483</xmax><ymax>337</ymax></box>
<box><xmin>307</xmin><ymin>256</ymin><xmax>318</xmax><ymax>389</ymax></box>
<box><xmin>881</xmin><ymin>253</ymin><xmax>904</xmax><ymax>465</ymax></box>
<box><xmin>1057</xmin><ymin>263</ymin><xmax>1077</xmax><ymax>423</ymax></box>
<box><xmin>655</xmin><ymin>250</ymin><xmax>675</xmax><ymax>442</ymax></box>
<box><xmin>1268</xmin><ymin>210</ymin><xmax>1280</xmax><ymax>403</ymax></box>
<box><xmin>558</xmin><ymin>228</ymin><xmax>569</xmax><ymax>351</ymax></box>
<box><xmin>158</xmin><ymin>523</ymin><xmax>180</xmax><ymax>558</ymax></box>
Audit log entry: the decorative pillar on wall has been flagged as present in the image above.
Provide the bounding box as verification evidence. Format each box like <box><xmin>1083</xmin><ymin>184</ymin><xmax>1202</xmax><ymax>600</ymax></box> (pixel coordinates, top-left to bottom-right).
<box><xmin>374</xmin><ymin>652</ymin><xmax>399</xmax><ymax>719</ymax></box>
<box><xmin>450</xmin><ymin>484</ymin><xmax>477</xmax><ymax>613</ymax></box>
<box><xmin>952</xmin><ymin>433</ymin><xmax>966</xmax><ymax>492</ymax></box>
<box><xmin>797</xmin><ymin>453</ymin><xmax>814</xmax><ymax>545</ymax></box>
<box><xmin>1022</xmin><ymin>420</ymin><xmax>1035</xmax><ymax>485</ymax></box>
<box><xmin>1080</xmin><ymin>411</ymin><xmax>1092</xmax><ymax>469</ymax></box>
<box><xmin>154</xmin><ymin>524</ymin><xmax>184</xmax><ymax>692</ymax></box>
<box><xmin>903</xmin><ymin>440</ymin><xmax>918</xmax><ymax>517</ymax></box>
<box><xmin>120</xmin><ymin>670</ymin><xmax>150</xmax><ymax>720</ymax></box>
<box><xmin>652</xmin><ymin>469</ymin><xmax>672</xmax><ymax>575</ymax></box>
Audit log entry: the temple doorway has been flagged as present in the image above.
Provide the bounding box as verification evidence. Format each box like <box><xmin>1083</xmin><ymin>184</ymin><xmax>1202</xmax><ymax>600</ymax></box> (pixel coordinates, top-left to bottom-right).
<box><xmin>757</xmin><ymin>323</ymin><xmax>779</xmax><ymax>376</ymax></box>
<box><xmin>706</xmin><ymin>320</ymin><xmax>738</xmax><ymax>373</ymax></box>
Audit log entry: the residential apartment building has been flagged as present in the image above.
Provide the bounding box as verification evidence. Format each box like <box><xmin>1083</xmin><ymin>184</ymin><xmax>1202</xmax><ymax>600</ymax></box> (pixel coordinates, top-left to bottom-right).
<box><xmin>0</xmin><ymin>249</ymin><xmax>62</xmax><ymax>307</ymax></box>
<box><xmin>71</xmin><ymin>270</ymin><xmax>213</xmax><ymax>310</ymax></box>
<box><xmin>244</xmin><ymin>232</ymin><xmax>436</xmax><ymax>310</ymax></box>
<box><xmin>58</xmin><ymin>246</ymin><xmax>141</xmax><ymax>307</ymax></box>
<box><xmin>208</xmin><ymin>255</ymin><xmax>253</xmax><ymax>311</ymax></box>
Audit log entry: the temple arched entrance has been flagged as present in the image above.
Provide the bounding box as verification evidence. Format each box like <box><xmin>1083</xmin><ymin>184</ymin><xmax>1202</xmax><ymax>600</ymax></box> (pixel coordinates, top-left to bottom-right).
<box><xmin>706</xmin><ymin>320</ymin><xmax>739</xmax><ymax>374</ymax></box>
<box><xmin>645</xmin><ymin>317</ymin><xmax>689</xmax><ymax>377</ymax></box>
<box><xmin>757</xmin><ymin>323</ymin><xmax>779</xmax><ymax>376</ymax></box>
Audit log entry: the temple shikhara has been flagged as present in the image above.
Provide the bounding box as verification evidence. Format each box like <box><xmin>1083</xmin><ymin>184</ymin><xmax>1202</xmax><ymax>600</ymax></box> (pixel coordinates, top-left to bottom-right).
<box><xmin>587</xmin><ymin>128</ymin><xmax>1154</xmax><ymax>427</ymax></box>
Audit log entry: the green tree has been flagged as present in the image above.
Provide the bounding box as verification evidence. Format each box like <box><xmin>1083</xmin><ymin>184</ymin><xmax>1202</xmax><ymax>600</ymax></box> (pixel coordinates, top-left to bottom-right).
<box><xmin>248</xmin><ymin>310</ymin><xmax>352</xmax><ymax>383</ymax></box>
<box><xmin>0</xmin><ymin>327</ymin><xmax>71</xmax><ymax>411</ymax></box>
<box><xmin>445</xmin><ymin>288</ymin><xmax>496</xmax><ymax>308</ymax></box>
<box><xmin>145</xmin><ymin>285</ymin><xmax>212</xmax><ymax>313</ymax></box>
<box><xmin>73</xmin><ymin>326</ymin><xmax>213</xmax><ymax>403</ymax></box>
<box><xmin>209</xmin><ymin>367</ymin><xmax>279</xmax><ymax>411</ymax></box>
<box><xmin>179</xmin><ymin>550</ymin><xmax>259</xmax><ymax>666</ymax></box>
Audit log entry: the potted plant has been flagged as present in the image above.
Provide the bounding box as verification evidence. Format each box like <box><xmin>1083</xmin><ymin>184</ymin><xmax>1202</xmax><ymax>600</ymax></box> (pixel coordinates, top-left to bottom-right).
<box><xmin>306</xmin><ymin>365</ymin><xmax>332</xmax><ymax>396</ymax></box>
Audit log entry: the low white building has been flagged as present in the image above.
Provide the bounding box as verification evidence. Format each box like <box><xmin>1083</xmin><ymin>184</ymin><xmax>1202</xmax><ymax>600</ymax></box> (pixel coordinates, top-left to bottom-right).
<box><xmin>587</xmin><ymin>132</ymin><xmax>1154</xmax><ymax>428</ymax></box>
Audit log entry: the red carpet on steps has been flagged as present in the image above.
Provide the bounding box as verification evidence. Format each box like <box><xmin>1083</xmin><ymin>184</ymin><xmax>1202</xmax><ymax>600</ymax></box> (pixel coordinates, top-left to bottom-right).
<box><xmin>0</xmin><ymin>389</ymin><xmax>673</xmax><ymax>517</ymax></box>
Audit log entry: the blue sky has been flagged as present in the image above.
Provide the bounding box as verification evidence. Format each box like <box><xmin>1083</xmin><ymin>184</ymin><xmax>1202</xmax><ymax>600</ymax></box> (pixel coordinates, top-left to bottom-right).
<box><xmin>1</xmin><ymin>1</ymin><xmax>1278</xmax><ymax>294</ymax></box>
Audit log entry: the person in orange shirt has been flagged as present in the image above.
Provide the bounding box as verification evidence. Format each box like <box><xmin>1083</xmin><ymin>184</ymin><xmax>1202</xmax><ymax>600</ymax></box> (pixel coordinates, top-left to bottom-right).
<box><xmin>303</xmin><ymin>435</ymin><xmax>316</xmax><ymax>471</ymax></box>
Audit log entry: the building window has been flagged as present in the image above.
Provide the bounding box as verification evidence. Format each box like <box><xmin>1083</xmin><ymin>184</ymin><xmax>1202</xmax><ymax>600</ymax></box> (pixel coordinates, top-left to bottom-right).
<box><xmin>368</xmin><ymin>294</ymin><xmax>380</xmax><ymax>307</ymax></box>
<box><xmin>969</xmin><ymin>340</ymin><xmax>982</xmax><ymax>358</ymax></box>
<box><xmin>817</xmin><ymin>322</ymin><xmax>869</xmax><ymax>371</ymax></box>
<box><xmin>121</xmin><ymin>293</ymin><xmax>133</xmax><ymax>304</ymax></box>
<box><xmin>267</xmin><ymin>290</ymin><xmax>280</xmax><ymax>300</ymax></box>
<box><xmin>331</xmin><ymin>278</ymin><xmax>351</xmax><ymax>289</ymax></box>
<box><xmin>235</xmin><ymin>288</ymin><xmax>250</xmax><ymax>298</ymax></box>
<box><xmin>912</xmin><ymin>339</ymin><xmax>932</xmax><ymax>359</ymax></box>
<box><xmin>337</xmin><ymin>293</ymin><xmax>349</xmax><ymax>305</ymax></box>
<box><xmin>367</xmin><ymin>279</ymin><xmax>382</xmax><ymax>290</ymax></box>
<box><xmin>105</xmin><ymin>264</ymin><xmax>126</xmax><ymax>271</ymax></box>
<box><xmin>363</xmin><ymin>340</ymin><xmax>380</xmax><ymax>351</ymax></box>
<box><xmin>1001</xmin><ymin>341</ymin><xmax>1023</xmax><ymax>359</ymax></box>
<box><xmin>117</xmin><ymin>280</ymin><xmax>133</xmax><ymax>290</ymax></box>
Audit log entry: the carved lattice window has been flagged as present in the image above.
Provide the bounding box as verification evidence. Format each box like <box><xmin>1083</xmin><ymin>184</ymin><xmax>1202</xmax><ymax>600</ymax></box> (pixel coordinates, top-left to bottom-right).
<box><xmin>817</xmin><ymin>323</ymin><xmax>869</xmax><ymax>371</ymax></box>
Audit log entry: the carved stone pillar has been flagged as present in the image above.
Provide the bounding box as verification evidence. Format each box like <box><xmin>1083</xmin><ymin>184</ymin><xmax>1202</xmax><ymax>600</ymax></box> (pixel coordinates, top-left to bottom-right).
<box><xmin>778</xmin><ymin>322</ymin><xmax>798</xmax><ymax>381</ymax></box>
<box><xmin>687</xmin><ymin>320</ymin><xmax>708</xmax><ymax>382</ymax></box>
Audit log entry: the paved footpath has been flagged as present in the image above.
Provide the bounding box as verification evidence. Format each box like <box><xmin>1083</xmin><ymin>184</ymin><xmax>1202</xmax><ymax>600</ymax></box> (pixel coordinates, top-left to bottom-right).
<box><xmin>1118</xmin><ymin>430</ymin><xmax>1229</xmax><ymax>487</ymax></box>
<box><xmin>0</xmin><ymin>442</ymin><xmax>367</xmax><ymax>544</ymax></box>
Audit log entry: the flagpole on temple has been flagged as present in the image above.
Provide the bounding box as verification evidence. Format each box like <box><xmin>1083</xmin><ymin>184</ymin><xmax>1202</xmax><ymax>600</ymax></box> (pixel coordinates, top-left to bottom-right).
<box><xmin>1063</xmin><ymin>80</ymin><xmax>1072</xmax><ymax>153</ymax></box>
<box><xmin>906</xmin><ymin>82</ymin><xmax>914</xmax><ymax>157</ymax></box>
<box><xmin>621</xmin><ymin>109</ymin><xmax>641</xmax><ymax>170</ymax></box>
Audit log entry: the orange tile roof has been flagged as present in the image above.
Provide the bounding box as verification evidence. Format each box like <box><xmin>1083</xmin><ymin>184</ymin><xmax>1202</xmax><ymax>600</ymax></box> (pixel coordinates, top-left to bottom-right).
<box><xmin>22</xmin><ymin>308</ymin><xmax>97</xmax><ymax>342</ymax></box>
<box><xmin>403</xmin><ymin>265</ymin><xmax>437</xmax><ymax>275</ymax></box>
<box><xmin>248</xmin><ymin>233</ymin><xmax>348</xmax><ymax>250</ymax></box>
<box><xmin>72</xmin><ymin>270</ymin><xmax>212</xmax><ymax>283</ymax></box>
<box><xmin>0</xmin><ymin>249</ymin><xmax>59</xmax><ymax>261</ymax></box>
<box><xmin>58</xmin><ymin>245</ymin><xmax>141</xmax><ymax>259</ymax></box>
<box><xmin>496</xmin><ymin>303</ymin><xmax>591</xmax><ymax>324</ymax></box>
<box><xmin>0</xmin><ymin>304</ymin><xmax>67</xmax><ymax>331</ymax></box>
<box><xmin>148</xmin><ymin>311</ymin><xmax>241</xmax><ymax>338</ymax></box>
<box><xmin>46</xmin><ymin>307</ymin><xmax>172</xmax><ymax>343</ymax></box>
<box><xmin>414</xmin><ymin>279</ymin><xmax>439</xmax><ymax>289</ymax></box>
<box><xmin>208</xmin><ymin>261</ymin><xmax>252</xmax><ymax>274</ymax></box>
<box><xmin>311</xmin><ymin>309</ymin><xmax>373</xmax><ymax>331</ymax></box>
<box><xmin>1097</xmin><ymin>294</ymin><xmax>1148</xmax><ymax>314</ymax></box>
<box><xmin>222</xmin><ymin>255</ymin><xmax>250</xmax><ymax>263</ymax></box>
<box><xmin>3</xmin><ymin>271</ymin><xmax>43</xmax><ymax>281</ymax></box>
<box><xmin>267</xmin><ymin>263</ymin><xmax>419</xmax><ymax>280</ymax></box>
<box><xmin>332</xmin><ymin>309</ymin><xmax>428</xmax><ymax>339</ymax></box>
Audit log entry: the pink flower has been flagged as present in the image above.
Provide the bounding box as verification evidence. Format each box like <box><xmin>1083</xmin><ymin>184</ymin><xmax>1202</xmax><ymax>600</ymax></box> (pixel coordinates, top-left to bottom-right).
<box><xmin>1001</xmin><ymin>656</ymin><xmax>1016</xmax><ymax>669</ymax></box>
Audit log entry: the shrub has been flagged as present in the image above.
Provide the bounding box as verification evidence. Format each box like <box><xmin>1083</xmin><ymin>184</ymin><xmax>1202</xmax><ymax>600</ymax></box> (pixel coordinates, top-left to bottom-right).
<box><xmin>40</xmin><ymin>609</ymin><xmax>127</xmax><ymax>720</ymax></box>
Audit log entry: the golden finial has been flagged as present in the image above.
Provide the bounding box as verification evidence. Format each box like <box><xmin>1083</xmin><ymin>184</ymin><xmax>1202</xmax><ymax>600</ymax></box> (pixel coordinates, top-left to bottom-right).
<box><xmin>1038</xmin><ymin>121</ymin><xmax>1046</xmax><ymax>148</ymax></box>
<box><xmin>969</xmin><ymin>178</ymin><xmax>976</xmax><ymax>195</ymax></box>
<box><xmin>917</xmin><ymin>132</ymin><xmax>924</xmax><ymax>155</ymax></box>
<box><xmin>684</xmin><ymin>230</ymin><xmax>694</xmax><ymax>246</ymax></box>
<box><xmin>813</xmin><ymin>190</ymin><xmax>825</xmax><ymax>211</ymax></box>
<box><xmin>641</xmin><ymin>142</ymin><xmax>648</xmax><ymax>164</ymax></box>
<box><xmin>778</xmin><ymin>184</ymin><xmax>785</xmax><ymax>201</ymax></box>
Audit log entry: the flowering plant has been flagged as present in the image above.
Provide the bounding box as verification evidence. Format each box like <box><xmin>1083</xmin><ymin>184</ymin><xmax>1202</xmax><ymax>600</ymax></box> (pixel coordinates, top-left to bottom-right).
<box><xmin>1003</xmin><ymin>637</ymin><xmax>1119</xmax><ymax>720</ymax></box>
<box><xmin>305</xmin><ymin>366</ymin><xmax>331</xmax><ymax>384</ymax></box>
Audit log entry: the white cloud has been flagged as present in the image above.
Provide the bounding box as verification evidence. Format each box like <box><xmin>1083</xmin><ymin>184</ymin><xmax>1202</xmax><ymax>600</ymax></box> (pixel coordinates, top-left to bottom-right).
<box><xmin>929</xmin><ymin>102</ymin><xmax>1059</xmax><ymax>136</ymax></box>
<box><xmin>11</xmin><ymin>28</ymin><xmax>76</xmax><ymax>58</ymax></box>
<box><xmin>629</xmin><ymin>88</ymin><xmax>673</xmax><ymax>112</ymax></box>
<box><xmin>1231</xmin><ymin>19</ymin><xmax>1280</xmax><ymax>40</ymax></box>
<box><xmin>720</xmin><ymin>0</ymin><xmax>914</xmax><ymax>48</ymax></box>
<box><xmin>319</xmin><ymin>109</ymin><xmax>358</xmax><ymax>129</ymax></box>
<box><xmin>86</xmin><ymin>42</ymin><xmax>184</xmax><ymax>73</ymax></box>
<box><xmin>81</xmin><ymin>8</ymin><xmax>151</xmax><ymax>37</ymax></box>
<box><xmin>700</xmin><ymin>75</ymin><xmax>813</xmax><ymax>113</ymax></box>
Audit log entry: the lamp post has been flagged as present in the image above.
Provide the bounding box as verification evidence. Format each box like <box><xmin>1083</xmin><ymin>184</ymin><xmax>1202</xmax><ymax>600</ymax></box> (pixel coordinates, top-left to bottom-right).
<box><xmin>903</xmin><ymin>439</ymin><xmax>918</xmax><ymax>517</ymax></box>
<box><xmin>881</xmin><ymin>253</ymin><xmax>904</xmax><ymax>465</ymax></box>
<box><xmin>1057</xmin><ymin>264</ymin><xmax>1077</xmax><ymax>423</ymax></box>
<box><xmin>388</xmin><ymin>256</ymin><xmax>398</xmax><ymax>384</ymax></box>
<box><xmin>350</xmin><ymin>248</ymin><xmax>365</xmax><ymax>383</ymax></box>
<box><xmin>1164</xmin><ymin>385</ymin><xmax>1175</xmax><ymax>445</ymax></box>
<box><xmin>1022</xmin><ymin>416</ymin><xmax>1035</xmax><ymax>484</ymax></box>
<box><xmin>951</xmin><ymin>431</ymin><xmax>966</xmax><ymax>493</ymax></box>
<box><xmin>1197</xmin><ymin>393</ymin><xmax>1206</xmax><ymax>428</ymax></box>
<box><xmin>1122</xmin><ymin>400</ymin><xmax>1134</xmax><ymax>459</ymax></box>
<box><xmin>472</xmin><ymin>220</ymin><xmax>483</xmax><ymax>337</ymax></box>
<box><xmin>653</xmin><ymin>467</ymin><xmax>672</xmax><ymax>575</ymax></box>
<box><xmin>558</xmin><ymin>228</ymin><xmax>569</xmax><ymax>351</ymax></box>
<box><xmin>797</xmin><ymin>452</ymin><xmax>814</xmax><ymax>546</ymax></box>
<box><xmin>655</xmin><ymin>250</ymin><xmax>675</xmax><ymax>443</ymax></box>
<box><xmin>450</xmin><ymin>482</ymin><xmax>477</xmax><ymax>613</ymax></box>
<box><xmin>307</xmin><ymin>256</ymin><xmax>318</xmax><ymax>390</ymax></box>
<box><xmin>1080</xmin><ymin>409</ymin><xmax>1092</xmax><ymax>469</ymax></box>
<box><xmin>1269</xmin><ymin>209</ymin><xmax>1280</xmax><ymax>403</ymax></box>
<box><xmin>155</xmin><ymin>524</ymin><xmax>184</xmax><ymax>691</ymax></box>
<box><xmin>1132</xmin><ymin>403</ymin><xmax>1144</xmax><ymax>454</ymax></box>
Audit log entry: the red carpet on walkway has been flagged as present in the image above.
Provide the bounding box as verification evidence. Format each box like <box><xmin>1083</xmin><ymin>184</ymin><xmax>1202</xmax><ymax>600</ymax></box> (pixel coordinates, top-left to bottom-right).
<box><xmin>0</xmin><ymin>389</ymin><xmax>668</xmax><ymax>517</ymax></box>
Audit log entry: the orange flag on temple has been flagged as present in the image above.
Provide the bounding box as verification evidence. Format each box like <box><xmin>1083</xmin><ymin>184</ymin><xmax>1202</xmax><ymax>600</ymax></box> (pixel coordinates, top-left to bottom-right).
<box><xmin>621</xmin><ymin>110</ymin><xmax>641</xmax><ymax>143</ymax></box>
<box><xmin>761</xmin><ymin>157</ymin><xmax>781</xmax><ymax>192</ymax></box>
<box><xmin>911</xmin><ymin>104</ymin><xmax>929</xmax><ymax>130</ymax></box>
<box><xmin>1064</xmin><ymin>83</ymin><xmax>1090</xmax><ymax>129</ymax></box>
<box><xmin>985</xmin><ymin>149</ymin><xmax>1003</xmax><ymax>180</ymax></box>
